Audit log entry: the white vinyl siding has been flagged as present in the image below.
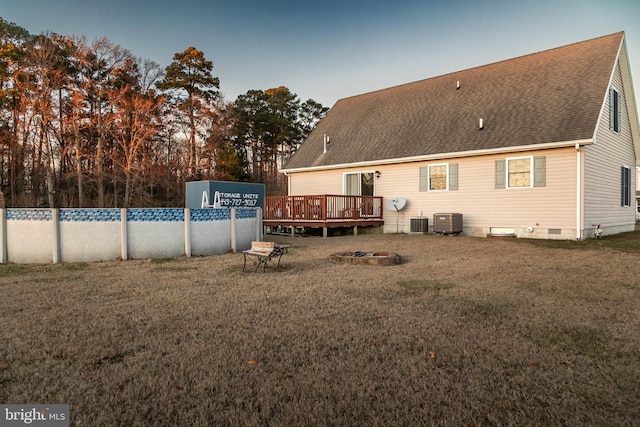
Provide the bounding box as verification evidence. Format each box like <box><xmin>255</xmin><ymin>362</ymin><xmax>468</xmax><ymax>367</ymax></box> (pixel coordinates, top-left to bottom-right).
<box><xmin>584</xmin><ymin>60</ymin><xmax>636</xmax><ymax>229</ymax></box>
<box><xmin>289</xmin><ymin>169</ymin><xmax>343</xmax><ymax>195</ymax></box>
<box><xmin>289</xmin><ymin>148</ymin><xmax>576</xmax><ymax>236</ymax></box>
<box><xmin>414</xmin><ymin>151</ymin><xmax>572</xmax><ymax>234</ymax></box>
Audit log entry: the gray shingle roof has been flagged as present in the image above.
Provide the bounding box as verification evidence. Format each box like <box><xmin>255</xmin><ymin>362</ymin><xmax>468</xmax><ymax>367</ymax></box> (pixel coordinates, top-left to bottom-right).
<box><xmin>284</xmin><ymin>32</ymin><xmax>624</xmax><ymax>170</ymax></box>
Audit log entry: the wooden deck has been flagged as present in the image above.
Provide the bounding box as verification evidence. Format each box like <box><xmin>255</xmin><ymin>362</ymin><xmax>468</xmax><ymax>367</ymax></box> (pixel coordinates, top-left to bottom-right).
<box><xmin>264</xmin><ymin>195</ymin><xmax>384</xmax><ymax>236</ymax></box>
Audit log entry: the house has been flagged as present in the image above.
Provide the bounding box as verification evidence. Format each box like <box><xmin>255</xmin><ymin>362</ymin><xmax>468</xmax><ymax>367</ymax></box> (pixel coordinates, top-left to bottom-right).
<box><xmin>280</xmin><ymin>32</ymin><xmax>639</xmax><ymax>239</ymax></box>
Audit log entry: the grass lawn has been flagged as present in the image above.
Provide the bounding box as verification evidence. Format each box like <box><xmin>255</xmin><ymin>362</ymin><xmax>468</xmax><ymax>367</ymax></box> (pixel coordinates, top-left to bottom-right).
<box><xmin>1</xmin><ymin>231</ymin><xmax>639</xmax><ymax>426</ymax></box>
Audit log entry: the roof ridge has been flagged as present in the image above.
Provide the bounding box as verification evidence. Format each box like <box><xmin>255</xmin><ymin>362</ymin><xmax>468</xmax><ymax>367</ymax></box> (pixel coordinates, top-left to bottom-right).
<box><xmin>335</xmin><ymin>32</ymin><xmax>625</xmax><ymax>104</ymax></box>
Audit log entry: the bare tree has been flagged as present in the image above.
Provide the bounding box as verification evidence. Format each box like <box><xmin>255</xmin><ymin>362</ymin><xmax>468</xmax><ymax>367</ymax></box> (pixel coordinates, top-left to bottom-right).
<box><xmin>110</xmin><ymin>86</ymin><xmax>162</xmax><ymax>207</ymax></box>
<box><xmin>0</xmin><ymin>19</ymin><xmax>30</xmax><ymax>205</ymax></box>
<box><xmin>75</xmin><ymin>37</ymin><xmax>135</xmax><ymax>206</ymax></box>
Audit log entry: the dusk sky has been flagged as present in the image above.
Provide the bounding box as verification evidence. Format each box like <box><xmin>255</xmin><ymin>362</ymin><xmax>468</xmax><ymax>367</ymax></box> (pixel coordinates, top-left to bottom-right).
<box><xmin>3</xmin><ymin>0</ymin><xmax>640</xmax><ymax>108</ymax></box>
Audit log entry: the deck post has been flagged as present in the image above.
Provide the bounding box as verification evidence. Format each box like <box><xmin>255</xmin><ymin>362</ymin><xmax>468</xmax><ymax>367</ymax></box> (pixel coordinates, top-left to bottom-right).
<box><xmin>321</xmin><ymin>195</ymin><xmax>327</xmax><ymax>221</ymax></box>
<box><xmin>354</xmin><ymin>225</ymin><xmax>358</xmax><ymax>236</ymax></box>
<box><xmin>323</xmin><ymin>226</ymin><xmax>328</xmax><ymax>238</ymax></box>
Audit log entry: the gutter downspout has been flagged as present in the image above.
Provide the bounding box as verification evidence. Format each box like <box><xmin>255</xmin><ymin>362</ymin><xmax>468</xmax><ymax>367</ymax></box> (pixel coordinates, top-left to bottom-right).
<box><xmin>576</xmin><ymin>143</ymin><xmax>582</xmax><ymax>240</ymax></box>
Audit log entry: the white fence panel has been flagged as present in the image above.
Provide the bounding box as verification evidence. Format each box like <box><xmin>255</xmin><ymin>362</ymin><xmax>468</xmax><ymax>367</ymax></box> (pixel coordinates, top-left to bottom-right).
<box><xmin>59</xmin><ymin>209</ymin><xmax>121</xmax><ymax>262</ymax></box>
<box><xmin>6</xmin><ymin>209</ymin><xmax>53</xmax><ymax>264</ymax></box>
<box><xmin>126</xmin><ymin>209</ymin><xmax>185</xmax><ymax>260</ymax></box>
<box><xmin>190</xmin><ymin>209</ymin><xmax>232</xmax><ymax>256</ymax></box>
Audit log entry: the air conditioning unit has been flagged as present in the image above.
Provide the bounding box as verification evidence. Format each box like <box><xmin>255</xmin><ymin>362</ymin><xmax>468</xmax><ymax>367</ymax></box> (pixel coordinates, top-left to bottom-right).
<box><xmin>433</xmin><ymin>213</ymin><xmax>463</xmax><ymax>235</ymax></box>
<box><xmin>410</xmin><ymin>218</ymin><xmax>429</xmax><ymax>233</ymax></box>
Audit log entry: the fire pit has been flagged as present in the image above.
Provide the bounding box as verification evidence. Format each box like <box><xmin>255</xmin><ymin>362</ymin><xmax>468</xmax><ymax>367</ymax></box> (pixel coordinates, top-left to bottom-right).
<box><xmin>328</xmin><ymin>251</ymin><xmax>401</xmax><ymax>266</ymax></box>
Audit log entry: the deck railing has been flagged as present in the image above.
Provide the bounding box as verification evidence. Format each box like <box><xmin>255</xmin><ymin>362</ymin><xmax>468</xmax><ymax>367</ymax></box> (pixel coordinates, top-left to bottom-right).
<box><xmin>264</xmin><ymin>195</ymin><xmax>383</xmax><ymax>221</ymax></box>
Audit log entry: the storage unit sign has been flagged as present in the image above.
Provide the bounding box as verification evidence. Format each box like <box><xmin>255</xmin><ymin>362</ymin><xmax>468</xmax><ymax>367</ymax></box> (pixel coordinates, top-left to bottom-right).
<box><xmin>209</xmin><ymin>190</ymin><xmax>260</xmax><ymax>208</ymax></box>
<box><xmin>185</xmin><ymin>180</ymin><xmax>265</xmax><ymax>210</ymax></box>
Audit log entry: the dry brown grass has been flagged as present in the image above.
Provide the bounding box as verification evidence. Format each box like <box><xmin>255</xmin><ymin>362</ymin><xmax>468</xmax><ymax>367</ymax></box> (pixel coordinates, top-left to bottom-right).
<box><xmin>1</xmin><ymin>232</ymin><xmax>639</xmax><ymax>426</ymax></box>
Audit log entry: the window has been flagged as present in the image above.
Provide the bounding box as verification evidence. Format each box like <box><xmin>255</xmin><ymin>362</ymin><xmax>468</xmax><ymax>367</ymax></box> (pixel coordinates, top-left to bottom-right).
<box><xmin>610</xmin><ymin>87</ymin><xmax>621</xmax><ymax>132</ymax></box>
<box><xmin>621</xmin><ymin>166</ymin><xmax>631</xmax><ymax>207</ymax></box>
<box><xmin>429</xmin><ymin>164</ymin><xmax>448</xmax><ymax>191</ymax></box>
<box><xmin>507</xmin><ymin>157</ymin><xmax>532</xmax><ymax>188</ymax></box>
<box><xmin>495</xmin><ymin>156</ymin><xmax>545</xmax><ymax>189</ymax></box>
<box><xmin>419</xmin><ymin>163</ymin><xmax>458</xmax><ymax>191</ymax></box>
<box><xmin>344</xmin><ymin>172</ymin><xmax>374</xmax><ymax>196</ymax></box>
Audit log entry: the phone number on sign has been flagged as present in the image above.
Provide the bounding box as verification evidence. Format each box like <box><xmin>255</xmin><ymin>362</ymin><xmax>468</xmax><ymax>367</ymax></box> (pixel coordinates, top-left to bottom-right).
<box><xmin>218</xmin><ymin>198</ymin><xmax>258</xmax><ymax>207</ymax></box>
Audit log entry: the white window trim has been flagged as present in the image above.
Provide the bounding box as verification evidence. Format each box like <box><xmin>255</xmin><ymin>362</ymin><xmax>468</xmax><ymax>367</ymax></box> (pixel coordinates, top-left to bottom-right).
<box><xmin>506</xmin><ymin>156</ymin><xmax>533</xmax><ymax>189</ymax></box>
<box><xmin>428</xmin><ymin>163</ymin><xmax>449</xmax><ymax>192</ymax></box>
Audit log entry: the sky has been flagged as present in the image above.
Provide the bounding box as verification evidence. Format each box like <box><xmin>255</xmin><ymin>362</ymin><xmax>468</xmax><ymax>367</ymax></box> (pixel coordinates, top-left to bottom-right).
<box><xmin>2</xmin><ymin>0</ymin><xmax>640</xmax><ymax>108</ymax></box>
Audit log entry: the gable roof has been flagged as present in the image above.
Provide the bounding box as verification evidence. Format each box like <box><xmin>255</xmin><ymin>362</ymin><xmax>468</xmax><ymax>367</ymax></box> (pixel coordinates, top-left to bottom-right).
<box><xmin>284</xmin><ymin>32</ymin><xmax>626</xmax><ymax>172</ymax></box>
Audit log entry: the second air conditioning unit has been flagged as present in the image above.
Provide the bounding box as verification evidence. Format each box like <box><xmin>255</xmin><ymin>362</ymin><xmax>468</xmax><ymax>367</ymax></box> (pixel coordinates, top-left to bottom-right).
<box><xmin>433</xmin><ymin>213</ymin><xmax>463</xmax><ymax>235</ymax></box>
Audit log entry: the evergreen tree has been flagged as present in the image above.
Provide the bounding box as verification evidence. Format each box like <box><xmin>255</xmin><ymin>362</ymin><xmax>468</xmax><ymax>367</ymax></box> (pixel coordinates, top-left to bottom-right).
<box><xmin>156</xmin><ymin>47</ymin><xmax>219</xmax><ymax>179</ymax></box>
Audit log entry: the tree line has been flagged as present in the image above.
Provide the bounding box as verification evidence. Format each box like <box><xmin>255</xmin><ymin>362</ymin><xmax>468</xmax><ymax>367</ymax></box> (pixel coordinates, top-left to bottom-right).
<box><xmin>0</xmin><ymin>18</ymin><xmax>328</xmax><ymax>208</ymax></box>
